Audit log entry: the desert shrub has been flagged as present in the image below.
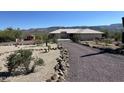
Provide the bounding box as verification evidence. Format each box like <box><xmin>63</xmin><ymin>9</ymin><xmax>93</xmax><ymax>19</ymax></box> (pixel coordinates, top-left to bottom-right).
<box><xmin>0</xmin><ymin>28</ymin><xmax>22</xmax><ymax>42</ymax></box>
<box><xmin>35</xmin><ymin>34</ymin><xmax>43</xmax><ymax>44</ymax></box>
<box><xmin>51</xmin><ymin>37</ymin><xmax>57</xmax><ymax>43</ymax></box>
<box><xmin>35</xmin><ymin>58</ymin><xmax>44</xmax><ymax>66</ymax></box>
<box><xmin>102</xmin><ymin>39</ymin><xmax>112</xmax><ymax>46</ymax></box>
<box><xmin>113</xmin><ymin>32</ymin><xmax>121</xmax><ymax>41</ymax></box>
<box><xmin>6</xmin><ymin>49</ymin><xmax>33</xmax><ymax>75</ymax></box>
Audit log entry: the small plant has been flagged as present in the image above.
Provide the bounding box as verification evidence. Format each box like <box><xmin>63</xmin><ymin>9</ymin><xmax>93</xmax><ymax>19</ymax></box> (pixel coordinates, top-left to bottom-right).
<box><xmin>0</xmin><ymin>66</ymin><xmax>2</xmax><ymax>71</ymax></box>
<box><xmin>103</xmin><ymin>39</ymin><xmax>112</xmax><ymax>46</ymax></box>
<box><xmin>95</xmin><ymin>40</ymin><xmax>99</xmax><ymax>45</ymax></box>
<box><xmin>35</xmin><ymin>58</ymin><xmax>44</xmax><ymax>66</ymax></box>
<box><xmin>6</xmin><ymin>49</ymin><xmax>33</xmax><ymax>75</ymax></box>
<box><xmin>48</xmin><ymin>45</ymin><xmax>51</xmax><ymax>51</ymax></box>
<box><xmin>52</xmin><ymin>38</ymin><xmax>57</xmax><ymax>43</ymax></box>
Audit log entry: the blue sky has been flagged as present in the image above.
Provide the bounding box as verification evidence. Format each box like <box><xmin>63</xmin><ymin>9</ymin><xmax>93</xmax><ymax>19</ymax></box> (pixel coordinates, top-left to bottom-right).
<box><xmin>0</xmin><ymin>11</ymin><xmax>124</xmax><ymax>29</ymax></box>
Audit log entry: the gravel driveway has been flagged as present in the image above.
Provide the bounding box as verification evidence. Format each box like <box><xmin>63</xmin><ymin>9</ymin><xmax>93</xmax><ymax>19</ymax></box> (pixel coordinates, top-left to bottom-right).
<box><xmin>61</xmin><ymin>42</ymin><xmax>124</xmax><ymax>82</ymax></box>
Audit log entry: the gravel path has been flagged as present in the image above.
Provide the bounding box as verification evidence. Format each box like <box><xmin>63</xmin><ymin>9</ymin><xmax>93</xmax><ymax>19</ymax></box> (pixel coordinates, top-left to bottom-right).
<box><xmin>62</xmin><ymin>42</ymin><xmax>124</xmax><ymax>82</ymax></box>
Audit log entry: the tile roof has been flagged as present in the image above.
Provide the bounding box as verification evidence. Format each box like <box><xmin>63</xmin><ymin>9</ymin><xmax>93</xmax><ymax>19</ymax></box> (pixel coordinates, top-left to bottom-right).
<box><xmin>50</xmin><ymin>28</ymin><xmax>103</xmax><ymax>34</ymax></box>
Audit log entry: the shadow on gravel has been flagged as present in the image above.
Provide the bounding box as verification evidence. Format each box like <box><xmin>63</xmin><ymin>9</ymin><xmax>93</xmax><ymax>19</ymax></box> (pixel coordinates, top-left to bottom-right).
<box><xmin>80</xmin><ymin>48</ymin><xmax>124</xmax><ymax>58</ymax></box>
<box><xmin>80</xmin><ymin>51</ymin><xmax>105</xmax><ymax>57</ymax></box>
<box><xmin>0</xmin><ymin>72</ymin><xmax>12</xmax><ymax>81</ymax></box>
<box><xmin>0</xmin><ymin>72</ymin><xmax>12</xmax><ymax>78</ymax></box>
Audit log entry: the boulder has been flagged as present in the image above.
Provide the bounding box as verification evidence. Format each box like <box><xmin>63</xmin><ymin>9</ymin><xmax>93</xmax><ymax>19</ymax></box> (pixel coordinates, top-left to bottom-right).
<box><xmin>56</xmin><ymin>58</ymin><xmax>62</xmax><ymax>63</ymax></box>
<box><xmin>54</xmin><ymin>64</ymin><xmax>60</xmax><ymax>71</ymax></box>
<box><xmin>58</xmin><ymin>69</ymin><xmax>64</xmax><ymax>76</ymax></box>
<box><xmin>60</xmin><ymin>55</ymin><xmax>64</xmax><ymax>59</ymax></box>
<box><xmin>57</xmin><ymin>76</ymin><xmax>65</xmax><ymax>82</ymax></box>
<box><xmin>51</xmin><ymin>73</ymin><xmax>59</xmax><ymax>80</ymax></box>
<box><xmin>58</xmin><ymin>62</ymin><xmax>66</xmax><ymax>71</ymax></box>
<box><xmin>66</xmin><ymin>63</ymin><xmax>70</xmax><ymax>68</ymax></box>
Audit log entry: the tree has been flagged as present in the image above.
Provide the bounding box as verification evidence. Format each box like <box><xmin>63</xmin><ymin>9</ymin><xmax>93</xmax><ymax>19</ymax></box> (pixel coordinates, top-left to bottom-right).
<box><xmin>42</xmin><ymin>34</ymin><xmax>49</xmax><ymax>46</ymax></box>
<box><xmin>35</xmin><ymin>34</ymin><xmax>43</xmax><ymax>44</ymax></box>
<box><xmin>100</xmin><ymin>29</ymin><xmax>122</xmax><ymax>42</ymax></box>
<box><xmin>0</xmin><ymin>28</ymin><xmax>22</xmax><ymax>42</ymax></box>
<box><xmin>113</xmin><ymin>32</ymin><xmax>121</xmax><ymax>41</ymax></box>
<box><xmin>102</xmin><ymin>29</ymin><xmax>109</xmax><ymax>38</ymax></box>
<box><xmin>52</xmin><ymin>37</ymin><xmax>57</xmax><ymax>43</ymax></box>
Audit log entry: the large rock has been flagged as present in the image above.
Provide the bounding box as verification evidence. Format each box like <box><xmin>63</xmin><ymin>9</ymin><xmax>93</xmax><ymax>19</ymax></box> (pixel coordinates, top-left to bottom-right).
<box><xmin>66</xmin><ymin>63</ymin><xmax>70</xmax><ymax>68</ymax></box>
<box><xmin>58</xmin><ymin>62</ymin><xmax>66</xmax><ymax>71</ymax></box>
<box><xmin>54</xmin><ymin>64</ymin><xmax>60</xmax><ymax>71</ymax></box>
<box><xmin>56</xmin><ymin>58</ymin><xmax>62</xmax><ymax>63</ymax></box>
<box><xmin>58</xmin><ymin>69</ymin><xmax>64</xmax><ymax>76</ymax></box>
<box><xmin>57</xmin><ymin>76</ymin><xmax>65</xmax><ymax>82</ymax></box>
<box><xmin>51</xmin><ymin>73</ymin><xmax>59</xmax><ymax>80</ymax></box>
<box><xmin>52</xmin><ymin>48</ymin><xmax>69</xmax><ymax>82</ymax></box>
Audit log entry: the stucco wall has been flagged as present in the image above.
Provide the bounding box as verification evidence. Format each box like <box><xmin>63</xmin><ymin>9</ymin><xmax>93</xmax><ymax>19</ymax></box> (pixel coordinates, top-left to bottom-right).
<box><xmin>73</xmin><ymin>34</ymin><xmax>102</xmax><ymax>40</ymax></box>
<box><xmin>54</xmin><ymin>34</ymin><xmax>61</xmax><ymax>38</ymax></box>
<box><xmin>51</xmin><ymin>33</ymin><xmax>102</xmax><ymax>40</ymax></box>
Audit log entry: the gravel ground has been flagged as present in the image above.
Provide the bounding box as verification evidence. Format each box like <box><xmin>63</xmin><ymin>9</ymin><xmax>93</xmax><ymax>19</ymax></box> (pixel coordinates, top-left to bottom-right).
<box><xmin>0</xmin><ymin>44</ymin><xmax>60</xmax><ymax>82</ymax></box>
<box><xmin>61</xmin><ymin>42</ymin><xmax>124</xmax><ymax>82</ymax></box>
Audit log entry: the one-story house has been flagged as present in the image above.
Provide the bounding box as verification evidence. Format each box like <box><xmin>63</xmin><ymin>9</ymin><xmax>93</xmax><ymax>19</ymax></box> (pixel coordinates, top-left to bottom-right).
<box><xmin>49</xmin><ymin>28</ymin><xmax>104</xmax><ymax>41</ymax></box>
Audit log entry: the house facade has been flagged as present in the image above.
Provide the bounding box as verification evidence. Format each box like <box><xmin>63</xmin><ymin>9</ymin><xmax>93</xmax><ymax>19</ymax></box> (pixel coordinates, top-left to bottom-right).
<box><xmin>50</xmin><ymin>28</ymin><xmax>104</xmax><ymax>41</ymax></box>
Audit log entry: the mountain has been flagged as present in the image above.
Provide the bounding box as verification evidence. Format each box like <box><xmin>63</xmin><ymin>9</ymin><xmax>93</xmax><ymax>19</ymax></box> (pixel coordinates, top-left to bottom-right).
<box><xmin>90</xmin><ymin>23</ymin><xmax>123</xmax><ymax>31</ymax></box>
<box><xmin>21</xmin><ymin>23</ymin><xmax>124</xmax><ymax>34</ymax></box>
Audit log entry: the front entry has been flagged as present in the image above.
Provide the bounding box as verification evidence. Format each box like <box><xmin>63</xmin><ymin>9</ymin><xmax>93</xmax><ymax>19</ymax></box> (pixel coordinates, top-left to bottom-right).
<box><xmin>60</xmin><ymin>32</ymin><xmax>69</xmax><ymax>39</ymax></box>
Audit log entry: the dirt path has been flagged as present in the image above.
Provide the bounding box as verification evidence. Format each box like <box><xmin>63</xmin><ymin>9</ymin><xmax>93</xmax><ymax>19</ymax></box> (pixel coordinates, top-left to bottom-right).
<box><xmin>62</xmin><ymin>42</ymin><xmax>124</xmax><ymax>82</ymax></box>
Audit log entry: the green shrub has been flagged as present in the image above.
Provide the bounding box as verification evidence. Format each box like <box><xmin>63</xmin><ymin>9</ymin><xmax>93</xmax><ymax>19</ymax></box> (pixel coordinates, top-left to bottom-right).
<box><xmin>52</xmin><ymin>38</ymin><xmax>57</xmax><ymax>43</ymax></box>
<box><xmin>6</xmin><ymin>49</ymin><xmax>33</xmax><ymax>75</ymax></box>
<box><xmin>0</xmin><ymin>28</ymin><xmax>22</xmax><ymax>42</ymax></box>
<box><xmin>35</xmin><ymin>58</ymin><xmax>44</xmax><ymax>66</ymax></box>
<box><xmin>104</xmin><ymin>39</ymin><xmax>112</xmax><ymax>46</ymax></box>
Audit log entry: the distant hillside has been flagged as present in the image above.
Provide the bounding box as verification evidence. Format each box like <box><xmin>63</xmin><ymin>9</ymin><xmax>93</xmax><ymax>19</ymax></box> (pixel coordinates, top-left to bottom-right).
<box><xmin>21</xmin><ymin>23</ymin><xmax>124</xmax><ymax>34</ymax></box>
<box><xmin>90</xmin><ymin>23</ymin><xmax>123</xmax><ymax>32</ymax></box>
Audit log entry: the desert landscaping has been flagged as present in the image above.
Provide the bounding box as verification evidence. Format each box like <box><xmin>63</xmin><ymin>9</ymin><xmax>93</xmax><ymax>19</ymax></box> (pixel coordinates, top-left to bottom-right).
<box><xmin>0</xmin><ymin>42</ymin><xmax>70</xmax><ymax>82</ymax></box>
<box><xmin>0</xmin><ymin>27</ymin><xmax>71</xmax><ymax>82</ymax></box>
<box><xmin>0</xmin><ymin>44</ymin><xmax>59</xmax><ymax>82</ymax></box>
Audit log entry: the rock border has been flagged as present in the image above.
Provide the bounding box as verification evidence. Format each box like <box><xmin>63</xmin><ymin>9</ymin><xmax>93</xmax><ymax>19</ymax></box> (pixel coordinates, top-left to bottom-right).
<box><xmin>79</xmin><ymin>42</ymin><xmax>124</xmax><ymax>56</ymax></box>
<box><xmin>46</xmin><ymin>45</ymin><xmax>69</xmax><ymax>82</ymax></box>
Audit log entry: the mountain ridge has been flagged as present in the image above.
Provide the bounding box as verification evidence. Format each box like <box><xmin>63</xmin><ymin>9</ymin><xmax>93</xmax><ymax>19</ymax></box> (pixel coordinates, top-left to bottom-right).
<box><xmin>21</xmin><ymin>23</ymin><xmax>124</xmax><ymax>34</ymax></box>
